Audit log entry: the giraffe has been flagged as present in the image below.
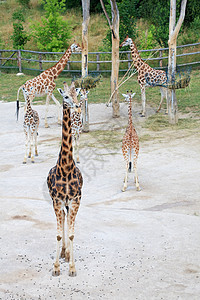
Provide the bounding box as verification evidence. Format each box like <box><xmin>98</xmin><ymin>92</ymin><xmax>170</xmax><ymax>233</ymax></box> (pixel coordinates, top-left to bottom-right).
<box><xmin>71</xmin><ymin>88</ymin><xmax>89</xmax><ymax>163</ymax></box>
<box><xmin>16</xmin><ymin>42</ymin><xmax>82</xmax><ymax>128</ymax></box>
<box><xmin>47</xmin><ymin>82</ymin><xmax>83</xmax><ymax>277</ymax></box>
<box><xmin>120</xmin><ymin>36</ymin><xmax>168</xmax><ymax>116</ymax></box>
<box><xmin>22</xmin><ymin>87</ymin><xmax>39</xmax><ymax>164</ymax></box>
<box><xmin>121</xmin><ymin>91</ymin><xmax>140</xmax><ymax>192</ymax></box>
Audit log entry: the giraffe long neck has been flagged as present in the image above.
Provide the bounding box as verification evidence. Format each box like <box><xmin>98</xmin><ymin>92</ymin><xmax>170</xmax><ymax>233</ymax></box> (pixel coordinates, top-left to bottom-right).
<box><xmin>128</xmin><ymin>96</ymin><xmax>133</xmax><ymax>126</ymax></box>
<box><xmin>51</xmin><ymin>47</ymin><xmax>72</xmax><ymax>79</ymax></box>
<box><xmin>57</xmin><ymin>106</ymin><xmax>74</xmax><ymax>173</ymax></box>
<box><xmin>26</xmin><ymin>95</ymin><xmax>33</xmax><ymax>113</ymax></box>
<box><xmin>130</xmin><ymin>41</ymin><xmax>144</xmax><ymax>71</ymax></box>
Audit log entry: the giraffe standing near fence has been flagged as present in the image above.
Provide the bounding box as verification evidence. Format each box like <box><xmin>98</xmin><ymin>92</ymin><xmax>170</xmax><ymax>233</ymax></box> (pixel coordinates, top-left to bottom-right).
<box><xmin>120</xmin><ymin>36</ymin><xmax>168</xmax><ymax>116</ymax></box>
<box><xmin>47</xmin><ymin>83</ymin><xmax>83</xmax><ymax>277</ymax></box>
<box><xmin>122</xmin><ymin>91</ymin><xmax>140</xmax><ymax>192</ymax></box>
<box><xmin>22</xmin><ymin>87</ymin><xmax>39</xmax><ymax>164</ymax></box>
<box><xmin>16</xmin><ymin>43</ymin><xmax>82</xmax><ymax>127</ymax></box>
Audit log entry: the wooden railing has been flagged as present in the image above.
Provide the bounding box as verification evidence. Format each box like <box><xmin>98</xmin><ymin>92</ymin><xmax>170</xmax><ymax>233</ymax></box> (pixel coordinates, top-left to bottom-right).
<box><xmin>0</xmin><ymin>42</ymin><xmax>200</xmax><ymax>74</ymax></box>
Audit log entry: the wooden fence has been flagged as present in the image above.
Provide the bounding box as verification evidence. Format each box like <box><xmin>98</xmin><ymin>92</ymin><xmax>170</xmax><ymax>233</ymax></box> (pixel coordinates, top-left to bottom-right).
<box><xmin>0</xmin><ymin>42</ymin><xmax>200</xmax><ymax>75</ymax></box>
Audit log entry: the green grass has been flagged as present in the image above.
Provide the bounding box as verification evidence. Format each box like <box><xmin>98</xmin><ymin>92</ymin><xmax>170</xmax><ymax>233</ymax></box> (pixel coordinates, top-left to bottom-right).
<box><xmin>1</xmin><ymin>70</ymin><xmax>199</xmax><ymax>116</ymax></box>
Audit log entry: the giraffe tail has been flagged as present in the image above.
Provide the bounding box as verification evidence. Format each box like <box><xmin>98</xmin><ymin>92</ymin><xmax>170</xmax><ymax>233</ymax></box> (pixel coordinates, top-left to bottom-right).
<box><xmin>128</xmin><ymin>162</ymin><xmax>132</xmax><ymax>172</ymax></box>
<box><xmin>16</xmin><ymin>86</ymin><xmax>23</xmax><ymax>121</ymax></box>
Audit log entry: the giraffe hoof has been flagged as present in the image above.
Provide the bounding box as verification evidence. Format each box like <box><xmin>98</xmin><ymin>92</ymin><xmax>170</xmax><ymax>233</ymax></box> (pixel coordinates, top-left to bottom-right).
<box><xmin>45</xmin><ymin>124</ymin><xmax>49</xmax><ymax>128</ymax></box>
<box><xmin>69</xmin><ymin>267</ymin><xmax>77</xmax><ymax>277</ymax></box>
<box><xmin>31</xmin><ymin>160</ymin><xmax>35</xmax><ymax>164</ymax></box>
<box><xmin>52</xmin><ymin>269</ymin><xmax>60</xmax><ymax>277</ymax></box>
<box><xmin>136</xmin><ymin>187</ymin><xmax>141</xmax><ymax>191</ymax></box>
<box><xmin>23</xmin><ymin>161</ymin><xmax>27</xmax><ymax>164</ymax></box>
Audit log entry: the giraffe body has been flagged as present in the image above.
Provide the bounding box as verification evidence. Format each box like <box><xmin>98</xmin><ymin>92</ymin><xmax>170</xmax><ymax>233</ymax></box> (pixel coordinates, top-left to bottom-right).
<box><xmin>22</xmin><ymin>87</ymin><xmax>39</xmax><ymax>164</ymax></box>
<box><xmin>47</xmin><ymin>84</ymin><xmax>83</xmax><ymax>277</ymax></box>
<box><xmin>120</xmin><ymin>36</ymin><xmax>168</xmax><ymax>116</ymax></box>
<box><xmin>17</xmin><ymin>43</ymin><xmax>82</xmax><ymax>127</ymax></box>
<box><xmin>122</xmin><ymin>92</ymin><xmax>140</xmax><ymax>192</ymax></box>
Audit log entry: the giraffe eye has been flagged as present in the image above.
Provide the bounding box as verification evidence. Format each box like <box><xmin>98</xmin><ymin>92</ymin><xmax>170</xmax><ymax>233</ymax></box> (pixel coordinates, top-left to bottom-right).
<box><xmin>65</xmin><ymin>96</ymin><xmax>69</xmax><ymax>99</ymax></box>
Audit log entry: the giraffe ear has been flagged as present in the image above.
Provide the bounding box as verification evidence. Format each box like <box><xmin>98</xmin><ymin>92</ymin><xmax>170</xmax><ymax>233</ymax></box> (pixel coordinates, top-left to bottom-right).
<box><xmin>122</xmin><ymin>93</ymin><xmax>127</xmax><ymax>98</ymax></box>
<box><xmin>86</xmin><ymin>90</ymin><xmax>89</xmax><ymax>95</ymax></box>
<box><xmin>131</xmin><ymin>93</ymin><xmax>136</xmax><ymax>98</ymax></box>
<box><xmin>57</xmin><ymin>88</ymin><xmax>64</xmax><ymax>96</ymax></box>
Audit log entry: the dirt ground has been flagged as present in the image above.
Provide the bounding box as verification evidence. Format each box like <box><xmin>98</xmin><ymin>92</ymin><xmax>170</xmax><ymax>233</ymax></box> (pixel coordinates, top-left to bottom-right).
<box><xmin>0</xmin><ymin>100</ymin><xmax>200</xmax><ymax>300</ymax></box>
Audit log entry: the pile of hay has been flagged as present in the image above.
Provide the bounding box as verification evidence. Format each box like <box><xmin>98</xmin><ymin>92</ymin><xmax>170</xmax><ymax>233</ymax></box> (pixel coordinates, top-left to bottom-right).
<box><xmin>73</xmin><ymin>75</ymin><xmax>102</xmax><ymax>90</ymax></box>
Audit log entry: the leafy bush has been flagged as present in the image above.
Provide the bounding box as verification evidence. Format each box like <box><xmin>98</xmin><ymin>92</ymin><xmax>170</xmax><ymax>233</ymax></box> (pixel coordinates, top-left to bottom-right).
<box><xmin>31</xmin><ymin>0</ymin><xmax>72</xmax><ymax>52</ymax></box>
<box><xmin>11</xmin><ymin>9</ymin><xmax>30</xmax><ymax>49</ymax></box>
<box><xmin>17</xmin><ymin>0</ymin><xmax>30</xmax><ymax>8</ymax></box>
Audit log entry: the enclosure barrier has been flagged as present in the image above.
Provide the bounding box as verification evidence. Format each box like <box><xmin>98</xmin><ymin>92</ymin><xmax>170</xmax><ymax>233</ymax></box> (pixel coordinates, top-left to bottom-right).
<box><xmin>0</xmin><ymin>42</ymin><xmax>200</xmax><ymax>75</ymax></box>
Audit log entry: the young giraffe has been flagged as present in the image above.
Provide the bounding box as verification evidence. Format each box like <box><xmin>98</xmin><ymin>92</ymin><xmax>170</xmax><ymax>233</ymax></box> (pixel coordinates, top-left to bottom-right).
<box><xmin>17</xmin><ymin>43</ymin><xmax>82</xmax><ymax>127</ymax></box>
<box><xmin>122</xmin><ymin>91</ymin><xmax>140</xmax><ymax>192</ymax></box>
<box><xmin>47</xmin><ymin>83</ymin><xmax>83</xmax><ymax>277</ymax></box>
<box><xmin>22</xmin><ymin>87</ymin><xmax>39</xmax><ymax>164</ymax></box>
<box><xmin>120</xmin><ymin>36</ymin><xmax>168</xmax><ymax>116</ymax></box>
<box><xmin>72</xmin><ymin>89</ymin><xmax>89</xmax><ymax>163</ymax></box>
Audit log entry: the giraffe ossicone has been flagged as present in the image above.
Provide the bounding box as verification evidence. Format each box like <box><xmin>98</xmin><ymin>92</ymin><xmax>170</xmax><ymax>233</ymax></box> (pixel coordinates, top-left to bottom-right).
<box><xmin>16</xmin><ymin>42</ymin><xmax>82</xmax><ymax>127</ymax></box>
<box><xmin>47</xmin><ymin>82</ymin><xmax>83</xmax><ymax>277</ymax></box>
<box><xmin>120</xmin><ymin>36</ymin><xmax>168</xmax><ymax>116</ymax></box>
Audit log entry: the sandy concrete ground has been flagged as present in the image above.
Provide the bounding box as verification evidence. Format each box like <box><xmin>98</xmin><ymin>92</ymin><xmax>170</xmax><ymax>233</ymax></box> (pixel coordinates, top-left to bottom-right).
<box><xmin>0</xmin><ymin>101</ymin><xmax>200</xmax><ymax>300</ymax></box>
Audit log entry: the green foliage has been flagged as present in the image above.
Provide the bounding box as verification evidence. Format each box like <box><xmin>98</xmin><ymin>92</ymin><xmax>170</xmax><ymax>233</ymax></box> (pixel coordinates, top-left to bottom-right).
<box><xmin>11</xmin><ymin>9</ymin><xmax>29</xmax><ymax>50</ymax></box>
<box><xmin>17</xmin><ymin>0</ymin><xmax>30</xmax><ymax>8</ymax></box>
<box><xmin>31</xmin><ymin>0</ymin><xmax>72</xmax><ymax>52</ymax></box>
<box><xmin>138</xmin><ymin>24</ymin><xmax>157</xmax><ymax>51</ymax></box>
<box><xmin>100</xmin><ymin>0</ymin><xmax>137</xmax><ymax>51</ymax></box>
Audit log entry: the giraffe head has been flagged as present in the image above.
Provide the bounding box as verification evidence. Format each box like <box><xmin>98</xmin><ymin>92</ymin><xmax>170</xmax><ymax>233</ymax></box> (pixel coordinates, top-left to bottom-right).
<box><xmin>22</xmin><ymin>86</ymin><xmax>35</xmax><ymax>101</ymax></box>
<box><xmin>80</xmin><ymin>89</ymin><xmax>89</xmax><ymax>100</ymax></box>
<box><xmin>122</xmin><ymin>90</ymin><xmax>136</xmax><ymax>102</ymax></box>
<box><xmin>57</xmin><ymin>87</ymin><xmax>75</xmax><ymax>109</ymax></box>
<box><xmin>119</xmin><ymin>36</ymin><xmax>134</xmax><ymax>48</ymax></box>
<box><xmin>70</xmin><ymin>42</ymin><xmax>82</xmax><ymax>53</ymax></box>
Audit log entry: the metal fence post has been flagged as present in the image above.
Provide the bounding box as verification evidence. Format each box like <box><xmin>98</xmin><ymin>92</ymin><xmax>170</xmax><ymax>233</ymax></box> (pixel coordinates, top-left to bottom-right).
<box><xmin>39</xmin><ymin>53</ymin><xmax>43</xmax><ymax>71</ymax></box>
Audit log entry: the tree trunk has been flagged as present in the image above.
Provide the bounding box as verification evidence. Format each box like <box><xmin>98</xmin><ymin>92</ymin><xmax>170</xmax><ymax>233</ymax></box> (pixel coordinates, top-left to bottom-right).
<box><xmin>110</xmin><ymin>0</ymin><xmax>120</xmax><ymax>118</ymax></box>
<box><xmin>167</xmin><ymin>0</ymin><xmax>187</xmax><ymax>124</ymax></box>
<box><xmin>100</xmin><ymin>0</ymin><xmax>120</xmax><ymax>117</ymax></box>
<box><xmin>82</xmin><ymin>0</ymin><xmax>90</xmax><ymax>132</ymax></box>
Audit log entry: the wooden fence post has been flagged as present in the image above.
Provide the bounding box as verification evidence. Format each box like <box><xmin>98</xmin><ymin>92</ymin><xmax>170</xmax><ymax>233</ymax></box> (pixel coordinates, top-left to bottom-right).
<box><xmin>17</xmin><ymin>50</ymin><xmax>22</xmax><ymax>73</ymax></box>
<box><xmin>159</xmin><ymin>50</ymin><xmax>163</xmax><ymax>67</ymax></box>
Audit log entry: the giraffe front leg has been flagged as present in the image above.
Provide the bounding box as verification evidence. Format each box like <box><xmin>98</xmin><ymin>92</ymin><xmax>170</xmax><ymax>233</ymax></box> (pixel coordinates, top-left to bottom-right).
<box><xmin>66</xmin><ymin>199</ymin><xmax>80</xmax><ymax>277</ymax></box>
<box><xmin>51</xmin><ymin>94</ymin><xmax>62</xmax><ymax>125</ymax></box>
<box><xmin>60</xmin><ymin>210</ymin><xmax>66</xmax><ymax>258</ymax></box>
<box><xmin>30</xmin><ymin>132</ymin><xmax>34</xmax><ymax>163</ymax></box>
<box><xmin>45</xmin><ymin>94</ymin><xmax>50</xmax><ymax>128</ymax></box>
<box><xmin>34</xmin><ymin>132</ymin><xmax>38</xmax><ymax>156</ymax></box>
<box><xmin>140</xmin><ymin>85</ymin><xmax>146</xmax><ymax>117</ymax></box>
<box><xmin>52</xmin><ymin>201</ymin><xmax>63</xmax><ymax>276</ymax></box>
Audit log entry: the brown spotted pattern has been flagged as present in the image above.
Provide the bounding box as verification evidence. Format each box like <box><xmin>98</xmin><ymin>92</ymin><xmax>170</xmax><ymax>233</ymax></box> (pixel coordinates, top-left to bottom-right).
<box><xmin>47</xmin><ymin>83</ymin><xmax>83</xmax><ymax>277</ymax></box>
<box><xmin>17</xmin><ymin>43</ymin><xmax>82</xmax><ymax>127</ymax></box>
<box><xmin>22</xmin><ymin>88</ymin><xmax>39</xmax><ymax>164</ymax></box>
<box><xmin>122</xmin><ymin>92</ymin><xmax>140</xmax><ymax>192</ymax></box>
<box><xmin>120</xmin><ymin>36</ymin><xmax>168</xmax><ymax>116</ymax></box>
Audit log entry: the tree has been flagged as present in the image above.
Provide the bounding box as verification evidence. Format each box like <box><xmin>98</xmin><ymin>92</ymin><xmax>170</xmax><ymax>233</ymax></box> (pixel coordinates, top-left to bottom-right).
<box><xmin>81</xmin><ymin>0</ymin><xmax>90</xmax><ymax>132</ymax></box>
<box><xmin>31</xmin><ymin>0</ymin><xmax>72</xmax><ymax>52</ymax></box>
<box><xmin>11</xmin><ymin>9</ymin><xmax>29</xmax><ymax>50</ymax></box>
<box><xmin>167</xmin><ymin>0</ymin><xmax>187</xmax><ymax>124</ymax></box>
<box><xmin>100</xmin><ymin>0</ymin><xmax>120</xmax><ymax>118</ymax></box>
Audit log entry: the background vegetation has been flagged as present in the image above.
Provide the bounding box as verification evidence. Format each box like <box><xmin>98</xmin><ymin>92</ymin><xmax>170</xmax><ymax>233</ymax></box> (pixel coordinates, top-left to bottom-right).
<box><xmin>0</xmin><ymin>0</ymin><xmax>200</xmax><ymax>52</ymax></box>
